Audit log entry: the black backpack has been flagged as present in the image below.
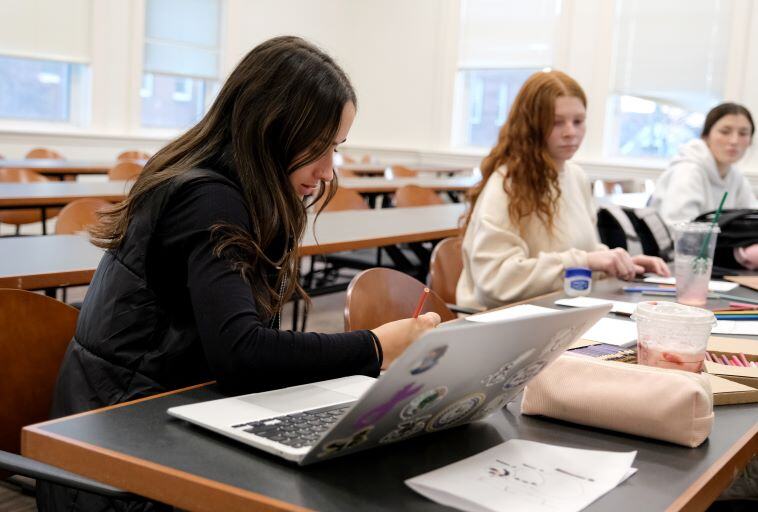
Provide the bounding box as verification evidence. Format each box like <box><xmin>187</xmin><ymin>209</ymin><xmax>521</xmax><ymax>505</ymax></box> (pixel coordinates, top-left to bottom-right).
<box><xmin>694</xmin><ymin>209</ymin><xmax>758</xmax><ymax>270</ymax></box>
<box><xmin>597</xmin><ymin>205</ymin><xmax>674</xmax><ymax>261</ymax></box>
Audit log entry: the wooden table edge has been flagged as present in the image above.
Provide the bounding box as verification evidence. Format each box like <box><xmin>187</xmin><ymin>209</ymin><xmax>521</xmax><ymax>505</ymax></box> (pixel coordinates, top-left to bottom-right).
<box><xmin>0</xmin><ymin>268</ymin><xmax>96</xmax><ymax>290</ymax></box>
<box><xmin>666</xmin><ymin>422</ymin><xmax>758</xmax><ymax>512</ymax></box>
<box><xmin>0</xmin><ymin>195</ymin><xmax>125</xmax><ymax>207</ymax></box>
<box><xmin>298</xmin><ymin>228</ymin><xmax>459</xmax><ymax>256</ymax></box>
<box><xmin>22</xmin><ymin>382</ymin><xmax>313</xmax><ymax>512</ymax></box>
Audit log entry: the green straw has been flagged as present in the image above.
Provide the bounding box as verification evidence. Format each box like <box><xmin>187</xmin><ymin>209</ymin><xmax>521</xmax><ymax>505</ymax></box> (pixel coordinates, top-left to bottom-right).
<box><xmin>692</xmin><ymin>191</ymin><xmax>727</xmax><ymax>273</ymax></box>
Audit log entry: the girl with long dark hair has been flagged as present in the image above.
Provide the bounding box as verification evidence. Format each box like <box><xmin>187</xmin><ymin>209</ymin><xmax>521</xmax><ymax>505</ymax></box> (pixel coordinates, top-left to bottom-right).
<box><xmin>39</xmin><ymin>36</ymin><xmax>439</xmax><ymax>511</ymax></box>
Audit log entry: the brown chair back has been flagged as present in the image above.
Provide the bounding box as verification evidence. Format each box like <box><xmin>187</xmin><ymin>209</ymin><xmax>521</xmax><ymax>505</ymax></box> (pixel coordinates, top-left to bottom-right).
<box><xmin>428</xmin><ymin>237</ymin><xmax>463</xmax><ymax>304</ymax></box>
<box><xmin>312</xmin><ymin>187</ymin><xmax>369</xmax><ymax>212</ymax></box>
<box><xmin>344</xmin><ymin>268</ymin><xmax>456</xmax><ymax>331</ymax></box>
<box><xmin>116</xmin><ymin>150</ymin><xmax>150</xmax><ymax>161</ymax></box>
<box><xmin>55</xmin><ymin>198</ymin><xmax>111</xmax><ymax>235</ymax></box>
<box><xmin>108</xmin><ymin>161</ymin><xmax>143</xmax><ymax>181</ymax></box>
<box><xmin>360</xmin><ymin>154</ymin><xmax>372</xmax><ymax>163</ymax></box>
<box><xmin>0</xmin><ymin>168</ymin><xmax>51</xmax><ymax>226</ymax></box>
<box><xmin>341</xmin><ymin>154</ymin><xmax>356</xmax><ymax>164</ymax></box>
<box><xmin>390</xmin><ymin>165</ymin><xmax>417</xmax><ymax>178</ymax></box>
<box><xmin>26</xmin><ymin>148</ymin><xmax>63</xmax><ymax>159</ymax></box>
<box><xmin>394</xmin><ymin>185</ymin><xmax>444</xmax><ymax>207</ymax></box>
<box><xmin>0</xmin><ymin>290</ymin><xmax>78</xmax><ymax>460</ymax></box>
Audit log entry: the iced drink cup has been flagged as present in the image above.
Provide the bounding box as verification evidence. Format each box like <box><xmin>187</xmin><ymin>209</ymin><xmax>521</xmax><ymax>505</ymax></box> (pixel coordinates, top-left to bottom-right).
<box><xmin>673</xmin><ymin>222</ymin><xmax>720</xmax><ymax>307</ymax></box>
<box><xmin>632</xmin><ymin>301</ymin><xmax>715</xmax><ymax>373</ymax></box>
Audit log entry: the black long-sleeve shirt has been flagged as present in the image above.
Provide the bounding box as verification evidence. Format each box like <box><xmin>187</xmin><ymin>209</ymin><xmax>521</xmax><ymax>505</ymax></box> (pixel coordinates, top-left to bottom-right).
<box><xmin>149</xmin><ymin>174</ymin><xmax>380</xmax><ymax>392</ymax></box>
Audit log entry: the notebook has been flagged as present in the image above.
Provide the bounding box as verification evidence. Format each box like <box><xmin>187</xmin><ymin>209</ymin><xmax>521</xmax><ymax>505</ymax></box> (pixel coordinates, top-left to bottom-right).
<box><xmin>168</xmin><ymin>304</ymin><xmax>610</xmax><ymax>465</ymax></box>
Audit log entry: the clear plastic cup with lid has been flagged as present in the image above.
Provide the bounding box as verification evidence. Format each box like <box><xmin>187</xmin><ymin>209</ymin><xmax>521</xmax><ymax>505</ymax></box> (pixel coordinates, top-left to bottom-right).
<box><xmin>631</xmin><ymin>301</ymin><xmax>716</xmax><ymax>372</ymax></box>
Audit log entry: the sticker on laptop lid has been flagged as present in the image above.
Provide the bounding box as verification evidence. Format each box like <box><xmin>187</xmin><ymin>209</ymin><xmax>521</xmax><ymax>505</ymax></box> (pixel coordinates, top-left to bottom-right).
<box><xmin>409</xmin><ymin>345</ymin><xmax>448</xmax><ymax>375</ymax></box>
<box><xmin>503</xmin><ymin>360</ymin><xmax>548</xmax><ymax>390</ymax></box>
<box><xmin>426</xmin><ymin>392</ymin><xmax>486</xmax><ymax>432</ymax></box>
<box><xmin>353</xmin><ymin>382</ymin><xmax>423</xmax><ymax>429</ymax></box>
<box><xmin>400</xmin><ymin>386</ymin><xmax>448</xmax><ymax>420</ymax></box>
<box><xmin>471</xmin><ymin>392</ymin><xmax>512</xmax><ymax>421</ymax></box>
<box><xmin>379</xmin><ymin>414</ymin><xmax>431</xmax><ymax>444</ymax></box>
<box><xmin>317</xmin><ymin>426</ymin><xmax>373</xmax><ymax>458</ymax></box>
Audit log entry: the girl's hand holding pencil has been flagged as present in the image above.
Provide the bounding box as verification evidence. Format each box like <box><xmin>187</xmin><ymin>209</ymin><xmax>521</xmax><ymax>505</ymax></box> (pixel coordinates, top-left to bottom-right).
<box><xmin>371</xmin><ymin>288</ymin><xmax>441</xmax><ymax>370</ymax></box>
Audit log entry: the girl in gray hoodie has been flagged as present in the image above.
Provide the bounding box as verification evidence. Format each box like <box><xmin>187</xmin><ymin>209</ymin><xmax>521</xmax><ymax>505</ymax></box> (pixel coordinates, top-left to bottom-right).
<box><xmin>650</xmin><ymin>102</ymin><xmax>756</xmax><ymax>228</ymax></box>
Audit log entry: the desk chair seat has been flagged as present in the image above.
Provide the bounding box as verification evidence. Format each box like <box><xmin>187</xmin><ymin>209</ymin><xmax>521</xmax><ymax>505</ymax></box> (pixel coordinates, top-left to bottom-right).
<box><xmin>394</xmin><ymin>184</ymin><xmax>445</xmax><ymax>208</ymax></box>
<box><xmin>55</xmin><ymin>198</ymin><xmax>111</xmax><ymax>235</ymax></box>
<box><xmin>25</xmin><ymin>148</ymin><xmax>63</xmax><ymax>159</ymax></box>
<box><xmin>428</xmin><ymin>236</ymin><xmax>481</xmax><ymax>315</ymax></box>
<box><xmin>116</xmin><ymin>150</ymin><xmax>150</xmax><ymax>161</ymax></box>
<box><xmin>0</xmin><ymin>169</ymin><xmax>58</xmax><ymax>234</ymax></box>
<box><xmin>108</xmin><ymin>161</ymin><xmax>143</xmax><ymax>181</ymax></box>
<box><xmin>0</xmin><ymin>289</ymin><xmax>140</xmax><ymax>501</ymax></box>
<box><xmin>344</xmin><ymin>268</ymin><xmax>456</xmax><ymax>331</ymax></box>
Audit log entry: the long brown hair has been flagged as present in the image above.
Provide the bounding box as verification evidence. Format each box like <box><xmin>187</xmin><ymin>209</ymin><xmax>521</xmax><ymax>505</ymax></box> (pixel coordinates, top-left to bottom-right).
<box><xmin>462</xmin><ymin>70</ymin><xmax>586</xmax><ymax>234</ymax></box>
<box><xmin>91</xmin><ymin>36</ymin><xmax>356</xmax><ymax>318</ymax></box>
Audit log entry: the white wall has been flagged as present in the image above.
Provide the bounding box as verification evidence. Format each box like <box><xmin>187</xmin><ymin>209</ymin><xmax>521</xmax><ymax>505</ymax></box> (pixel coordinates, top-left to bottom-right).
<box><xmin>0</xmin><ymin>0</ymin><xmax>757</xmax><ymax>188</ymax></box>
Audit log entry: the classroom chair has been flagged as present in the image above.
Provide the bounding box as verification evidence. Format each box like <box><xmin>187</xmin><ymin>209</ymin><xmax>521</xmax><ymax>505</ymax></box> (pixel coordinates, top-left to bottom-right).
<box><xmin>108</xmin><ymin>161</ymin><xmax>143</xmax><ymax>181</ymax></box>
<box><xmin>344</xmin><ymin>267</ymin><xmax>456</xmax><ymax>331</ymax></box>
<box><xmin>116</xmin><ymin>150</ymin><xmax>150</xmax><ymax>161</ymax></box>
<box><xmin>298</xmin><ymin>187</ymin><xmax>379</xmax><ymax>330</ymax></box>
<box><xmin>428</xmin><ymin>236</ymin><xmax>481</xmax><ymax>315</ymax></box>
<box><xmin>394</xmin><ymin>185</ymin><xmax>445</xmax><ymax>207</ymax></box>
<box><xmin>0</xmin><ymin>289</ymin><xmax>141</xmax><ymax>501</ymax></box>
<box><xmin>311</xmin><ymin>187</ymin><xmax>369</xmax><ymax>212</ymax></box>
<box><xmin>0</xmin><ymin>168</ymin><xmax>57</xmax><ymax>235</ymax></box>
<box><xmin>389</xmin><ymin>165</ymin><xmax>417</xmax><ymax>178</ymax></box>
<box><xmin>55</xmin><ymin>198</ymin><xmax>111</xmax><ymax>235</ymax></box>
<box><xmin>25</xmin><ymin>148</ymin><xmax>63</xmax><ymax>159</ymax></box>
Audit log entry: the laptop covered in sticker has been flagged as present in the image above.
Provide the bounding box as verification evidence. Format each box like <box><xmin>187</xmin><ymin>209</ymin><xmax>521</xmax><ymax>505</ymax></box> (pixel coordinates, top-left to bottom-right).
<box><xmin>167</xmin><ymin>304</ymin><xmax>610</xmax><ymax>465</ymax></box>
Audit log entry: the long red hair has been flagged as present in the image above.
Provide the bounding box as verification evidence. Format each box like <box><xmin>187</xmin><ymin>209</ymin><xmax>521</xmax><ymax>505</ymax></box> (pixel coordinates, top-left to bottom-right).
<box><xmin>462</xmin><ymin>70</ymin><xmax>586</xmax><ymax>234</ymax></box>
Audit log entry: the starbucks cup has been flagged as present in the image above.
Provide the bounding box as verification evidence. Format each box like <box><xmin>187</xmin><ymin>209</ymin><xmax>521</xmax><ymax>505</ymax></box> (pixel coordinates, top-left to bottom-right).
<box><xmin>631</xmin><ymin>301</ymin><xmax>716</xmax><ymax>373</ymax></box>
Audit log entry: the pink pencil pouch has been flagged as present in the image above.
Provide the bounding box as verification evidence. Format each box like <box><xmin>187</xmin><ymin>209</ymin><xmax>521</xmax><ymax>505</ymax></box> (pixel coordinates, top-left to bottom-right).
<box><xmin>521</xmin><ymin>354</ymin><xmax>714</xmax><ymax>447</ymax></box>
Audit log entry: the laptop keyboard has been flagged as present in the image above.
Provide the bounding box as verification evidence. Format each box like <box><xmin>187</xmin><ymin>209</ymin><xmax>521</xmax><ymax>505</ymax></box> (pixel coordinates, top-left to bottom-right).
<box><xmin>231</xmin><ymin>403</ymin><xmax>352</xmax><ymax>448</ymax></box>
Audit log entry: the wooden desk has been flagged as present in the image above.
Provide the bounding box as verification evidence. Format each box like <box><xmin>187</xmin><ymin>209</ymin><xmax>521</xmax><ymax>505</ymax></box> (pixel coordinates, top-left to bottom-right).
<box><xmin>337</xmin><ymin>164</ymin><xmax>473</xmax><ymax>177</ymax></box>
<box><xmin>0</xmin><ymin>159</ymin><xmax>145</xmax><ymax>179</ymax></box>
<box><xmin>0</xmin><ymin>204</ymin><xmax>465</xmax><ymax>290</ymax></box>
<box><xmin>339</xmin><ymin>176</ymin><xmax>479</xmax><ymax>193</ymax></box>
<box><xmin>21</xmin><ymin>281</ymin><xmax>758</xmax><ymax>511</ymax></box>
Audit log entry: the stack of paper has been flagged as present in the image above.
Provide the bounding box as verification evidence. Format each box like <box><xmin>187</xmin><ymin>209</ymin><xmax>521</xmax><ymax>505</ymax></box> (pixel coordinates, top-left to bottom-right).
<box><xmin>643</xmin><ymin>276</ymin><xmax>739</xmax><ymax>293</ymax></box>
<box><xmin>406</xmin><ymin>439</ymin><xmax>637</xmax><ymax>512</ymax></box>
<box><xmin>554</xmin><ymin>297</ymin><xmax>637</xmax><ymax>316</ymax></box>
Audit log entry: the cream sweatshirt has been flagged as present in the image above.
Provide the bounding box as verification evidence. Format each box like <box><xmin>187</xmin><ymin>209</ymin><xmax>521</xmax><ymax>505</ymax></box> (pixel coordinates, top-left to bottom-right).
<box><xmin>456</xmin><ymin>162</ymin><xmax>606</xmax><ymax>309</ymax></box>
<box><xmin>650</xmin><ymin>138</ymin><xmax>757</xmax><ymax>228</ymax></box>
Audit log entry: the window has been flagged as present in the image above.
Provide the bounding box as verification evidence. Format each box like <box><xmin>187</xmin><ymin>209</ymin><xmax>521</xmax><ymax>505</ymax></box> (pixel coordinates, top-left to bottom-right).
<box><xmin>607</xmin><ymin>0</ymin><xmax>733</xmax><ymax>158</ymax></box>
<box><xmin>0</xmin><ymin>0</ymin><xmax>91</xmax><ymax>125</ymax></box>
<box><xmin>141</xmin><ymin>0</ymin><xmax>220</xmax><ymax>129</ymax></box>
<box><xmin>454</xmin><ymin>0</ymin><xmax>563</xmax><ymax>148</ymax></box>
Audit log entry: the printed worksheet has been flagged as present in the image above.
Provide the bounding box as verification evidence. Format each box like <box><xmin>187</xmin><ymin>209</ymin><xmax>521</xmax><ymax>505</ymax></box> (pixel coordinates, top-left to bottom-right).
<box><xmin>406</xmin><ymin>439</ymin><xmax>637</xmax><ymax>512</ymax></box>
<box><xmin>579</xmin><ymin>317</ymin><xmax>637</xmax><ymax>347</ymax></box>
<box><xmin>466</xmin><ymin>305</ymin><xmax>555</xmax><ymax>323</ymax></box>
<box><xmin>554</xmin><ymin>297</ymin><xmax>637</xmax><ymax>316</ymax></box>
<box><xmin>643</xmin><ymin>276</ymin><xmax>738</xmax><ymax>293</ymax></box>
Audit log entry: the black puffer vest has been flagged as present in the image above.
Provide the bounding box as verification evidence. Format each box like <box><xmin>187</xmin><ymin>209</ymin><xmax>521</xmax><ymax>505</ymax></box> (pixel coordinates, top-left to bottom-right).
<box><xmin>38</xmin><ymin>169</ymin><xmax>239</xmax><ymax>512</ymax></box>
<box><xmin>51</xmin><ymin>169</ymin><xmax>237</xmax><ymax>418</ymax></box>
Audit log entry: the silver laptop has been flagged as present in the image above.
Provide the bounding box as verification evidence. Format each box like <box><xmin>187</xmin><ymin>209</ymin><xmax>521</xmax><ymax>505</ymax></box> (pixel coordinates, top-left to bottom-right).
<box><xmin>168</xmin><ymin>304</ymin><xmax>610</xmax><ymax>465</ymax></box>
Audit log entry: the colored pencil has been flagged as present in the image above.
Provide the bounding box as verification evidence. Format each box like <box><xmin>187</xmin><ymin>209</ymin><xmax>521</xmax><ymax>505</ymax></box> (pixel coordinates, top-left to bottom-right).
<box><xmin>720</xmin><ymin>354</ymin><xmax>731</xmax><ymax>365</ymax></box>
<box><xmin>412</xmin><ymin>288</ymin><xmax>430</xmax><ymax>319</ymax></box>
<box><xmin>715</xmin><ymin>315</ymin><xmax>758</xmax><ymax>321</ymax></box>
<box><xmin>704</xmin><ymin>352</ymin><xmax>713</xmax><ymax>362</ymax></box>
<box><xmin>739</xmin><ymin>353</ymin><xmax>751</xmax><ymax>367</ymax></box>
<box><xmin>731</xmin><ymin>355</ymin><xmax>744</xmax><ymax>367</ymax></box>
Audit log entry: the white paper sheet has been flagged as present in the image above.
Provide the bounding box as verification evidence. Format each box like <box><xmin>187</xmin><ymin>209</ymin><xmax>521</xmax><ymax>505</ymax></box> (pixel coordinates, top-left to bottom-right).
<box><xmin>555</xmin><ymin>297</ymin><xmax>637</xmax><ymax>316</ymax></box>
<box><xmin>643</xmin><ymin>276</ymin><xmax>738</xmax><ymax>292</ymax></box>
<box><xmin>406</xmin><ymin>439</ymin><xmax>637</xmax><ymax>512</ymax></box>
<box><xmin>712</xmin><ymin>320</ymin><xmax>758</xmax><ymax>336</ymax></box>
<box><xmin>466</xmin><ymin>304</ymin><xmax>556</xmax><ymax>323</ymax></box>
<box><xmin>579</xmin><ymin>317</ymin><xmax>637</xmax><ymax>347</ymax></box>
